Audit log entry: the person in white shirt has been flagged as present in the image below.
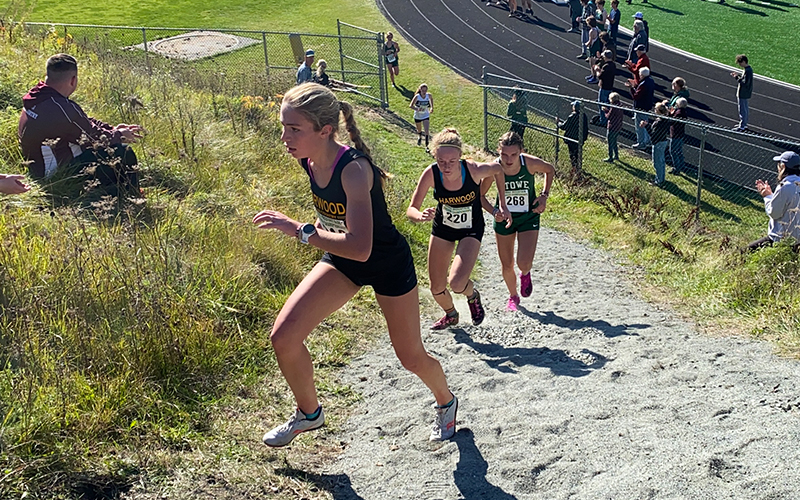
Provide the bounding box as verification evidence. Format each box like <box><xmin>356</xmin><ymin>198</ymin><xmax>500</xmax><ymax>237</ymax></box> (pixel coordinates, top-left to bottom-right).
<box><xmin>748</xmin><ymin>151</ymin><xmax>800</xmax><ymax>251</ymax></box>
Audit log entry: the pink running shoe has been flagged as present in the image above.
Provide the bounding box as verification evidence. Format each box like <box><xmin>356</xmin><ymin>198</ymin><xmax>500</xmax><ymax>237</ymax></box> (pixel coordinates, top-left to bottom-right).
<box><xmin>467</xmin><ymin>290</ymin><xmax>485</xmax><ymax>326</ymax></box>
<box><xmin>520</xmin><ymin>272</ymin><xmax>532</xmax><ymax>298</ymax></box>
<box><xmin>431</xmin><ymin>312</ymin><xmax>459</xmax><ymax>330</ymax></box>
<box><xmin>506</xmin><ymin>295</ymin><xmax>520</xmax><ymax>312</ymax></box>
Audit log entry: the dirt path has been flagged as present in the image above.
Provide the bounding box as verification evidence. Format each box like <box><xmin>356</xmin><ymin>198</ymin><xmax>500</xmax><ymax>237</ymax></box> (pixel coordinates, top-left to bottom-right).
<box><xmin>325</xmin><ymin>221</ymin><xmax>800</xmax><ymax>499</ymax></box>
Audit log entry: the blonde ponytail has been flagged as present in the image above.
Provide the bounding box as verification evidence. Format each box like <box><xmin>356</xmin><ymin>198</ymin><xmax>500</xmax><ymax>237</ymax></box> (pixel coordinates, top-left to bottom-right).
<box><xmin>282</xmin><ymin>83</ymin><xmax>390</xmax><ymax>180</ymax></box>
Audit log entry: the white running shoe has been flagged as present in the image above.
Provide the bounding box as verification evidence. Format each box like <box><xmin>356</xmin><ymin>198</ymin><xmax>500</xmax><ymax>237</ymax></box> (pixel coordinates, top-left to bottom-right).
<box><xmin>429</xmin><ymin>395</ymin><xmax>458</xmax><ymax>441</ymax></box>
<box><xmin>262</xmin><ymin>407</ymin><xmax>325</xmax><ymax>447</ymax></box>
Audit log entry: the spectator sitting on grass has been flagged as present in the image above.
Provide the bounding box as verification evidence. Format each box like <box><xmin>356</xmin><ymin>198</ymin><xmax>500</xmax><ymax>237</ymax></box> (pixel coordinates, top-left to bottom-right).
<box><xmin>18</xmin><ymin>53</ymin><xmax>142</xmax><ymax>196</ymax></box>
<box><xmin>313</xmin><ymin>59</ymin><xmax>331</xmax><ymax>87</ymax></box>
<box><xmin>0</xmin><ymin>174</ymin><xmax>30</xmax><ymax>195</ymax></box>
<box><xmin>748</xmin><ymin>151</ymin><xmax>800</xmax><ymax>251</ymax></box>
<box><xmin>640</xmin><ymin>102</ymin><xmax>670</xmax><ymax>186</ymax></box>
<box><xmin>296</xmin><ymin>49</ymin><xmax>315</xmax><ymax>85</ymax></box>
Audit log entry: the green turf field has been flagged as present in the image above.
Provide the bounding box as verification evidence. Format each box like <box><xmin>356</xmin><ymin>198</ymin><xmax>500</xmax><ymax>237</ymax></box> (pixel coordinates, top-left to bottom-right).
<box><xmin>7</xmin><ymin>0</ymin><xmax>800</xmax><ymax>85</ymax></box>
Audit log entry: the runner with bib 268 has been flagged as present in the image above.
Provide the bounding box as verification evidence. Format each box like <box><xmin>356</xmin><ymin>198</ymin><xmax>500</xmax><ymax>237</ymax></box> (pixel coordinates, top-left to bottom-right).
<box><xmin>480</xmin><ymin>132</ymin><xmax>554</xmax><ymax>311</ymax></box>
<box><xmin>408</xmin><ymin>128</ymin><xmax>510</xmax><ymax>330</ymax></box>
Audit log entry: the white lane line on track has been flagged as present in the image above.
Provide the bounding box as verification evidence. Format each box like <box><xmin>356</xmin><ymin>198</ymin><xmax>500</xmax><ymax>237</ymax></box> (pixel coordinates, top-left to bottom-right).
<box><xmin>528</xmin><ymin>0</ymin><xmax>800</xmax><ymax>109</ymax></box>
<box><xmin>424</xmin><ymin>0</ymin><xmax>585</xmax><ymax>84</ymax></box>
<box><xmin>464</xmin><ymin>0</ymin><xmax>800</xmax><ymax>136</ymax></box>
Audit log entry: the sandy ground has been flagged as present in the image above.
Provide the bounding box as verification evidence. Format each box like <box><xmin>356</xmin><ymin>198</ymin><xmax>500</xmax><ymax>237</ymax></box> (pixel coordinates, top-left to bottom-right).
<box><xmin>325</xmin><ymin>221</ymin><xmax>800</xmax><ymax>499</ymax></box>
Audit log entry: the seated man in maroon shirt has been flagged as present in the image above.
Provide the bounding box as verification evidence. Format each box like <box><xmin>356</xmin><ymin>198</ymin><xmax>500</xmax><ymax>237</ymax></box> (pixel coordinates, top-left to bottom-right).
<box><xmin>18</xmin><ymin>53</ymin><xmax>143</xmax><ymax>196</ymax></box>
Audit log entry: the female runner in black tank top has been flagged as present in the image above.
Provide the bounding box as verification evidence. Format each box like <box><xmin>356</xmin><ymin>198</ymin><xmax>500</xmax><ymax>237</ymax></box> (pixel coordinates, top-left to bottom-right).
<box><xmin>383</xmin><ymin>32</ymin><xmax>400</xmax><ymax>87</ymax></box>
<box><xmin>254</xmin><ymin>84</ymin><xmax>458</xmax><ymax>446</ymax></box>
<box><xmin>407</xmin><ymin>128</ymin><xmax>510</xmax><ymax>330</ymax></box>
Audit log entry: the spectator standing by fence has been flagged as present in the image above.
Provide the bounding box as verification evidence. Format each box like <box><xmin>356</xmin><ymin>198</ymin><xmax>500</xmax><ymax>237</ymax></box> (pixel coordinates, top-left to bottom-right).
<box><xmin>603</xmin><ymin>93</ymin><xmax>623</xmax><ymax>162</ymax></box>
<box><xmin>608</xmin><ymin>0</ymin><xmax>620</xmax><ymax>59</ymax></box>
<box><xmin>625</xmin><ymin>45</ymin><xmax>649</xmax><ymax>86</ymax></box>
<box><xmin>559</xmin><ymin>101</ymin><xmax>589</xmax><ymax>174</ymax></box>
<box><xmin>641</xmin><ymin>102</ymin><xmax>670</xmax><ymax>186</ymax></box>
<box><xmin>584</xmin><ymin>18</ymin><xmax>602</xmax><ymax>83</ymax></box>
<box><xmin>632</xmin><ymin>12</ymin><xmax>649</xmax><ymax>50</ymax></box>
<box><xmin>507</xmin><ymin>89</ymin><xmax>528</xmax><ymax>139</ymax></box>
<box><xmin>627</xmin><ymin>66</ymin><xmax>654</xmax><ymax>149</ymax></box>
<box><xmin>296</xmin><ymin>49</ymin><xmax>315</xmax><ymax>85</ymax></box>
<box><xmin>749</xmin><ymin>152</ymin><xmax>800</xmax><ymax>251</ymax></box>
<box><xmin>731</xmin><ymin>54</ymin><xmax>753</xmax><ymax>132</ymax></box>
<box><xmin>577</xmin><ymin>0</ymin><xmax>594</xmax><ymax>58</ymax></box>
<box><xmin>668</xmin><ymin>97</ymin><xmax>687</xmax><ymax>174</ymax></box>
<box><xmin>567</xmin><ymin>0</ymin><xmax>582</xmax><ymax>32</ymax></box>
<box><xmin>668</xmin><ymin>77</ymin><xmax>689</xmax><ymax>108</ymax></box>
<box><xmin>627</xmin><ymin>21</ymin><xmax>647</xmax><ymax>64</ymax></box>
<box><xmin>595</xmin><ymin>50</ymin><xmax>616</xmax><ymax>125</ymax></box>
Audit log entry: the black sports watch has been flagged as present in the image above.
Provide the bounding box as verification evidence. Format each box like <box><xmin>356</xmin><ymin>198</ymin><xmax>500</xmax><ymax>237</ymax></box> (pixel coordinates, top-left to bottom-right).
<box><xmin>298</xmin><ymin>223</ymin><xmax>317</xmax><ymax>244</ymax></box>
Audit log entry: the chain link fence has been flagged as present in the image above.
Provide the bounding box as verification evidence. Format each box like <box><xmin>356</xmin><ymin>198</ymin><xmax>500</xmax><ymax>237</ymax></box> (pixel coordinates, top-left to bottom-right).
<box><xmin>482</xmin><ymin>68</ymin><xmax>800</xmax><ymax>239</ymax></box>
<box><xmin>15</xmin><ymin>21</ymin><xmax>388</xmax><ymax>107</ymax></box>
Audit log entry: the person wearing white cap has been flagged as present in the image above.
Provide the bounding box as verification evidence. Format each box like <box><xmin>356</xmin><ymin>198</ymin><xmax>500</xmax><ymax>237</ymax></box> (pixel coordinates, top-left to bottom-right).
<box><xmin>296</xmin><ymin>49</ymin><xmax>315</xmax><ymax>85</ymax></box>
<box><xmin>748</xmin><ymin>151</ymin><xmax>800</xmax><ymax>250</ymax></box>
<box><xmin>632</xmin><ymin>11</ymin><xmax>649</xmax><ymax>50</ymax></box>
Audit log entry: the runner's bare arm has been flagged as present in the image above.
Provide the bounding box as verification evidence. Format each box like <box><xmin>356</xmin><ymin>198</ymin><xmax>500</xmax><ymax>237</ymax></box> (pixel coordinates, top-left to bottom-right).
<box><xmin>252</xmin><ymin>158</ymin><xmax>374</xmax><ymax>262</ymax></box>
<box><xmin>524</xmin><ymin>154</ymin><xmax>554</xmax><ymax>214</ymax></box>
<box><xmin>407</xmin><ymin>166</ymin><xmax>436</xmax><ymax>222</ymax></box>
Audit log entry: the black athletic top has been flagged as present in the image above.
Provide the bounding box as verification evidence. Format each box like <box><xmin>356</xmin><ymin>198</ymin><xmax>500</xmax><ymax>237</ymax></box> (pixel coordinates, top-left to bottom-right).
<box><xmin>431</xmin><ymin>160</ymin><xmax>484</xmax><ymax>236</ymax></box>
<box><xmin>384</xmin><ymin>42</ymin><xmax>398</xmax><ymax>64</ymax></box>
<box><xmin>301</xmin><ymin>147</ymin><xmax>405</xmax><ymax>271</ymax></box>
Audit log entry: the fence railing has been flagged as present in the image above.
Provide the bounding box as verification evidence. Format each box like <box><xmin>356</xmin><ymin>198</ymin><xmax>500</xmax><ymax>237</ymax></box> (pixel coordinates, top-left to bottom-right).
<box><xmin>481</xmin><ymin>67</ymin><xmax>800</xmax><ymax>237</ymax></box>
<box><xmin>15</xmin><ymin>21</ymin><xmax>388</xmax><ymax>108</ymax></box>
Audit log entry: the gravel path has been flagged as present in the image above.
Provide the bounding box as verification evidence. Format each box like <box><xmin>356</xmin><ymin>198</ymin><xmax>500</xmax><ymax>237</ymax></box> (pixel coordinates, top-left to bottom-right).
<box><xmin>326</xmin><ymin>220</ymin><xmax>800</xmax><ymax>499</ymax></box>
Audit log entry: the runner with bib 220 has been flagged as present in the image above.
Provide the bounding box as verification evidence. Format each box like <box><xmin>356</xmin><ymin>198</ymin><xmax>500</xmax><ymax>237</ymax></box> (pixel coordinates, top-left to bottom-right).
<box><xmin>408</xmin><ymin>128</ymin><xmax>510</xmax><ymax>330</ymax></box>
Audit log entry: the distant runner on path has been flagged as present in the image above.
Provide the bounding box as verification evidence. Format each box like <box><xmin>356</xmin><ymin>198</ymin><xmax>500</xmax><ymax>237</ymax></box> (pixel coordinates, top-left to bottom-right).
<box><xmin>407</xmin><ymin>128</ymin><xmax>509</xmax><ymax>330</ymax></box>
<box><xmin>254</xmin><ymin>83</ymin><xmax>458</xmax><ymax>446</ymax></box>
<box><xmin>383</xmin><ymin>32</ymin><xmax>400</xmax><ymax>87</ymax></box>
<box><xmin>480</xmin><ymin>132</ymin><xmax>554</xmax><ymax>312</ymax></box>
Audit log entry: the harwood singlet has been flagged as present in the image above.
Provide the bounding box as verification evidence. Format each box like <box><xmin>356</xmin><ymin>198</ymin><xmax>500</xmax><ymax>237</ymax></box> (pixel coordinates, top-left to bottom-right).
<box><xmin>384</xmin><ymin>42</ymin><xmax>398</xmax><ymax>64</ymax></box>
<box><xmin>496</xmin><ymin>155</ymin><xmax>538</xmax><ymax>214</ymax></box>
<box><xmin>431</xmin><ymin>160</ymin><xmax>484</xmax><ymax>241</ymax></box>
<box><xmin>301</xmin><ymin>147</ymin><xmax>405</xmax><ymax>271</ymax></box>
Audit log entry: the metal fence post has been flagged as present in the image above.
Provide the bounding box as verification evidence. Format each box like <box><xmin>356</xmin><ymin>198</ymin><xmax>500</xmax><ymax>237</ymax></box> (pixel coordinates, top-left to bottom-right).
<box><xmin>554</xmin><ymin>112</ymin><xmax>560</xmax><ymax>167</ymax></box>
<box><xmin>377</xmin><ymin>33</ymin><xmax>387</xmax><ymax>108</ymax></box>
<box><xmin>337</xmin><ymin>20</ymin><xmax>346</xmax><ymax>84</ymax></box>
<box><xmin>482</xmin><ymin>66</ymin><xmax>488</xmax><ymax>151</ymax></box>
<box><xmin>695</xmin><ymin>127</ymin><xmax>708</xmax><ymax>221</ymax></box>
<box><xmin>577</xmin><ymin>107</ymin><xmax>584</xmax><ymax>174</ymax></box>
<box><xmin>63</xmin><ymin>25</ymin><xmax>68</xmax><ymax>51</ymax></box>
<box><xmin>141</xmin><ymin>27</ymin><xmax>150</xmax><ymax>74</ymax></box>
<box><xmin>262</xmin><ymin>32</ymin><xmax>270</xmax><ymax>77</ymax></box>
